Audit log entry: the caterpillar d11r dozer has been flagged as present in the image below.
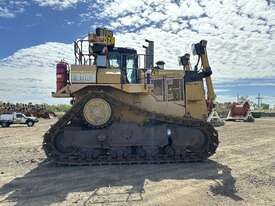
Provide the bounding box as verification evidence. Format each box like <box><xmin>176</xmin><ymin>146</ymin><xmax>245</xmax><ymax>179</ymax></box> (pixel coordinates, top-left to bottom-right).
<box><xmin>43</xmin><ymin>28</ymin><xmax>219</xmax><ymax>165</ymax></box>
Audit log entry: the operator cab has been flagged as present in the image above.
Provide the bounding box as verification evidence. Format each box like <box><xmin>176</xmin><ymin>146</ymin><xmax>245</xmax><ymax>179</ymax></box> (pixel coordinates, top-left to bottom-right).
<box><xmin>95</xmin><ymin>47</ymin><xmax>138</xmax><ymax>84</ymax></box>
<box><xmin>74</xmin><ymin>28</ymin><xmax>139</xmax><ymax>84</ymax></box>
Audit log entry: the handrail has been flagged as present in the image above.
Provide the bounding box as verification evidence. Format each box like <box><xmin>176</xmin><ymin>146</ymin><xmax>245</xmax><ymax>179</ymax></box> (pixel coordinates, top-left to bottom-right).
<box><xmin>74</xmin><ymin>40</ymin><xmax>93</xmax><ymax>65</ymax></box>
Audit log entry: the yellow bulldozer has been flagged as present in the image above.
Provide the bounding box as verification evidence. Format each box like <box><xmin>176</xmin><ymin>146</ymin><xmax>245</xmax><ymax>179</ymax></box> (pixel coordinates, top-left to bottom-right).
<box><xmin>43</xmin><ymin>28</ymin><xmax>219</xmax><ymax>165</ymax></box>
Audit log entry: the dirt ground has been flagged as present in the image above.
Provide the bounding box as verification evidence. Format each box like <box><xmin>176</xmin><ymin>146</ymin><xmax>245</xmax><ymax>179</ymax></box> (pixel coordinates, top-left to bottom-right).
<box><xmin>0</xmin><ymin>118</ymin><xmax>274</xmax><ymax>206</ymax></box>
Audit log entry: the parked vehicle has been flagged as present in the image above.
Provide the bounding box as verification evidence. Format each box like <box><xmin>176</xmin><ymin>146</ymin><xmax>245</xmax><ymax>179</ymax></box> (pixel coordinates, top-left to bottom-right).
<box><xmin>0</xmin><ymin>112</ymin><xmax>38</xmax><ymax>127</ymax></box>
<box><xmin>226</xmin><ymin>101</ymin><xmax>255</xmax><ymax>122</ymax></box>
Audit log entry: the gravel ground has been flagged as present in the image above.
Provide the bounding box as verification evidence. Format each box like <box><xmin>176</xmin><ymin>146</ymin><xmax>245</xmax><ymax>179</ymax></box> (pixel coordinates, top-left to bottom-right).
<box><xmin>0</xmin><ymin>118</ymin><xmax>274</xmax><ymax>206</ymax></box>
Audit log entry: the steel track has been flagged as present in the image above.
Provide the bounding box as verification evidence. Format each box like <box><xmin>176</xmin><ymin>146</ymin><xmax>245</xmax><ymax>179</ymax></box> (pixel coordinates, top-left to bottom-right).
<box><xmin>43</xmin><ymin>91</ymin><xmax>219</xmax><ymax>166</ymax></box>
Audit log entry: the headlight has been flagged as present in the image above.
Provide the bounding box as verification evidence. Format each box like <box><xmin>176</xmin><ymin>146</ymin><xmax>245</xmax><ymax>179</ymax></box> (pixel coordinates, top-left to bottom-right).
<box><xmin>167</xmin><ymin>128</ymin><xmax>171</xmax><ymax>136</ymax></box>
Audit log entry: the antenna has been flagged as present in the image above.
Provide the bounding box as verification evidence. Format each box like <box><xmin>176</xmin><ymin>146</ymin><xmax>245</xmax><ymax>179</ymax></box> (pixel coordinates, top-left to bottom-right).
<box><xmin>256</xmin><ymin>93</ymin><xmax>263</xmax><ymax>108</ymax></box>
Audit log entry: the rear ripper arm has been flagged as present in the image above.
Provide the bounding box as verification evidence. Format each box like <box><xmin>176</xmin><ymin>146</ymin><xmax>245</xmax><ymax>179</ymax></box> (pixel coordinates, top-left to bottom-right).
<box><xmin>192</xmin><ymin>40</ymin><xmax>217</xmax><ymax>102</ymax></box>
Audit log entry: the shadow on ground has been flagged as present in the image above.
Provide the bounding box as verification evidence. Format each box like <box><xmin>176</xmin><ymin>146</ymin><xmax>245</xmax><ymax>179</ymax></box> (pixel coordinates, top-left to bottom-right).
<box><xmin>0</xmin><ymin>160</ymin><xmax>242</xmax><ymax>205</ymax></box>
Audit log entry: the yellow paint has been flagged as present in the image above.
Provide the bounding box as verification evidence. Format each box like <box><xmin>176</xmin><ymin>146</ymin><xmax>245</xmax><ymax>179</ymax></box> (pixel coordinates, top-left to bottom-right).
<box><xmin>97</xmin><ymin>69</ymin><xmax>121</xmax><ymax>84</ymax></box>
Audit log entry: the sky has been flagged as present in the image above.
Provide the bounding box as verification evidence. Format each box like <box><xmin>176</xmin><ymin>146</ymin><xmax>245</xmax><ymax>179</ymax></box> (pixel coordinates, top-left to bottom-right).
<box><xmin>0</xmin><ymin>0</ymin><xmax>275</xmax><ymax>105</ymax></box>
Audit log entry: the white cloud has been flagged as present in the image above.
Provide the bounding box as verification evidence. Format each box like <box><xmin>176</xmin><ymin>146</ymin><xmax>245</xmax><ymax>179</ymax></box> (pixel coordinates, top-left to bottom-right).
<box><xmin>0</xmin><ymin>42</ymin><xmax>74</xmax><ymax>68</ymax></box>
<box><xmin>0</xmin><ymin>0</ymin><xmax>84</xmax><ymax>17</ymax></box>
<box><xmin>1</xmin><ymin>0</ymin><xmax>275</xmax><ymax>103</ymax></box>
<box><xmin>33</xmin><ymin>0</ymin><xmax>83</xmax><ymax>10</ymax></box>
<box><xmin>0</xmin><ymin>0</ymin><xmax>28</xmax><ymax>18</ymax></box>
<box><xmin>0</xmin><ymin>7</ymin><xmax>15</xmax><ymax>18</ymax></box>
<box><xmin>0</xmin><ymin>42</ymin><xmax>74</xmax><ymax>104</ymax></box>
<box><xmin>0</xmin><ymin>37</ymin><xmax>274</xmax><ymax>104</ymax></box>
<box><xmin>81</xmin><ymin>0</ymin><xmax>275</xmax><ymax>79</ymax></box>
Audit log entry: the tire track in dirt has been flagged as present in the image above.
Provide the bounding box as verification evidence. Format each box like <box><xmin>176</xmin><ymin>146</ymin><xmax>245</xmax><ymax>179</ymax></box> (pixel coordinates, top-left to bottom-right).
<box><xmin>0</xmin><ymin>118</ymin><xmax>275</xmax><ymax>206</ymax></box>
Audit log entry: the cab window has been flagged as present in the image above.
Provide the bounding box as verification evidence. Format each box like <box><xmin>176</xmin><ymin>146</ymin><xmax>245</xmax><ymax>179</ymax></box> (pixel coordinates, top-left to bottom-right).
<box><xmin>96</xmin><ymin>55</ymin><xmax>107</xmax><ymax>68</ymax></box>
<box><xmin>126</xmin><ymin>56</ymin><xmax>137</xmax><ymax>83</ymax></box>
<box><xmin>109</xmin><ymin>53</ymin><xmax>120</xmax><ymax>69</ymax></box>
<box><xmin>16</xmin><ymin>114</ymin><xmax>23</xmax><ymax>118</ymax></box>
<box><xmin>126</xmin><ymin>58</ymin><xmax>134</xmax><ymax>69</ymax></box>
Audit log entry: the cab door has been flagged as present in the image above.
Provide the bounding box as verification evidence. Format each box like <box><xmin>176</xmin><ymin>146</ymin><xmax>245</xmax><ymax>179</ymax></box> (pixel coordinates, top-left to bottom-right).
<box><xmin>96</xmin><ymin>54</ymin><xmax>121</xmax><ymax>84</ymax></box>
<box><xmin>121</xmin><ymin>54</ymin><xmax>138</xmax><ymax>84</ymax></box>
<box><xmin>126</xmin><ymin>55</ymin><xmax>138</xmax><ymax>84</ymax></box>
<box><xmin>14</xmin><ymin>113</ymin><xmax>25</xmax><ymax>124</ymax></box>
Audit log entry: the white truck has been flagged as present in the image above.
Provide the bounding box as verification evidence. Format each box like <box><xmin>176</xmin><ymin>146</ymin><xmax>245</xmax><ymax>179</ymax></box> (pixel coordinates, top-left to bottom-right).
<box><xmin>0</xmin><ymin>112</ymin><xmax>39</xmax><ymax>127</ymax></box>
